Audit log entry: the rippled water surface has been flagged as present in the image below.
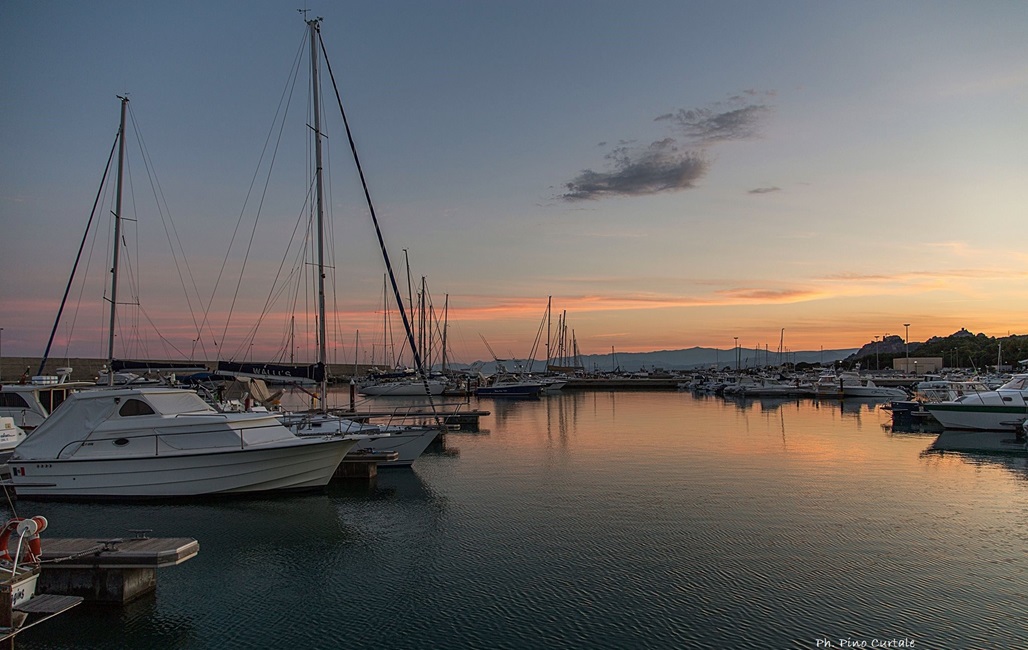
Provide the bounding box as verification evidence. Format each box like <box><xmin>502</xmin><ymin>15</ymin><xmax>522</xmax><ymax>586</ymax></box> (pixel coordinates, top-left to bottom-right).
<box><xmin>11</xmin><ymin>391</ymin><xmax>1028</xmax><ymax>649</ymax></box>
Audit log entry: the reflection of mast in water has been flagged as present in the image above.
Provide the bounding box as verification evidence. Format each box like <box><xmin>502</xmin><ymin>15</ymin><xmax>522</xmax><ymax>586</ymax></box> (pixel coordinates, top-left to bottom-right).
<box><xmin>544</xmin><ymin>392</ymin><xmax>573</xmax><ymax>448</ymax></box>
<box><xmin>780</xmin><ymin>407</ymin><xmax>787</xmax><ymax>451</ymax></box>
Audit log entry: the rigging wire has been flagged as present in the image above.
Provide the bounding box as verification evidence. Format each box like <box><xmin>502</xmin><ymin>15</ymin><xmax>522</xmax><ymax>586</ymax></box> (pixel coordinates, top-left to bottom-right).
<box><xmin>318</xmin><ymin>29</ymin><xmax>442</xmax><ymax>424</ymax></box>
<box><xmin>126</xmin><ymin>105</ymin><xmax>209</xmax><ymax>359</ymax></box>
<box><xmin>210</xmin><ymin>29</ymin><xmax>307</xmax><ymax>362</ymax></box>
<box><xmin>37</xmin><ymin>133</ymin><xmax>119</xmax><ymax>375</ymax></box>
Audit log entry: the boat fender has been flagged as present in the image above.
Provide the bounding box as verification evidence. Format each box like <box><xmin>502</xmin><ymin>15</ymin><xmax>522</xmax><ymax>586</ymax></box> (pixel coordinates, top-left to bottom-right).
<box><xmin>0</xmin><ymin>516</ymin><xmax>48</xmax><ymax>565</ymax></box>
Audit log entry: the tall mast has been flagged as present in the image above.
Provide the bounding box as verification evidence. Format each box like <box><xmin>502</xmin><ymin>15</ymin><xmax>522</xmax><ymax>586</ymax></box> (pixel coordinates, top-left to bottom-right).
<box><xmin>545</xmin><ymin>296</ymin><xmax>552</xmax><ymax>370</ymax></box>
<box><xmin>106</xmin><ymin>95</ymin><xmax>129</xmax><ymax>386</ymax></box>
<box><xmin>309</xmin><ymin>17</ymin><xmax>329</xmax><ymax>409</ymax></box>
<box><xmin>441</xmin><ymin>294</ymin><xmax>449</xmax><ymax>372</ymax></box>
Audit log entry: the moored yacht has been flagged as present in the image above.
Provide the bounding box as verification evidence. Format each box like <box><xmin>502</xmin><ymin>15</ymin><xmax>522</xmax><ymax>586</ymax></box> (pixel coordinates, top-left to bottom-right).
<box><xmin>0</xmin><ymin>369</ymin><xmax>95</xmax><ymax>430</ymax></box>
<box><xmin>8</xmin><ymin>386</ymin><xmax>357</xmax><ymax>499</ymax></box>
<box><xmin>924</xmin><ymin>374</ymin><xmax>1028</xmax><ymax>431</ymax></box>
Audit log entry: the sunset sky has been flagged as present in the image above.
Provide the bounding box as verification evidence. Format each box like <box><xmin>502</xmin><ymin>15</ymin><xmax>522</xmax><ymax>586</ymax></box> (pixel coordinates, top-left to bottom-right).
<box><xmin>2</xmin><ymin>1</ymin><xmax>1027</xmax><ymax>367</ymax></box>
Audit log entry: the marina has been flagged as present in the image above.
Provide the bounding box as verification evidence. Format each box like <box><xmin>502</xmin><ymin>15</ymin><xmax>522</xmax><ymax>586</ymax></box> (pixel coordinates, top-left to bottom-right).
<box><xmin>1</xmin><ymin>388</ymin><xmax>1027</xmax><ymax>648</ymax></box>
<box><xmin>3</xmin><ymin>6</ymin><xmax>1028</xmax><ymax>649</ymax></box>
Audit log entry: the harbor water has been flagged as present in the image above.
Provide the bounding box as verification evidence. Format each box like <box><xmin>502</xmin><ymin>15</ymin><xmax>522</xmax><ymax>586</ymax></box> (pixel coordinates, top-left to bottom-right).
<box><xmin>10</xmin><ymin>390</ymin><xmax>1028</xmax><ymax>649</ymax></box>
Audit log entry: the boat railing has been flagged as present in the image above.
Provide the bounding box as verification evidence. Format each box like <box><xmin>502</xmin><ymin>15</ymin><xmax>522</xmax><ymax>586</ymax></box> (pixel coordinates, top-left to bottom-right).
<box><xmin>49</xmin><ymin>417</ymin><xmax>296</xmax><ymax>458</ymax></box>
<box><xmin>375</xmin><ymin>401</ymin><xmax>465</xmax><ymax>430</ymax></box>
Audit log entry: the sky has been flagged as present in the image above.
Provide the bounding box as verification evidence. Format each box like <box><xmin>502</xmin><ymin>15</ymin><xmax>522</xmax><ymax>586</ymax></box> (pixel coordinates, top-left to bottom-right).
<box><xmin>2</xmin><ymin>1</ymin><xmax>1027</xmax><ymax>368</ymax></box>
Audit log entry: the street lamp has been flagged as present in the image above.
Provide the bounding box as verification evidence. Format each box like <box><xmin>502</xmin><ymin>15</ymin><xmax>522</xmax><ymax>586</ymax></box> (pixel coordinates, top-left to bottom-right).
<box><xmin>874</xmin><ymin>335</ymin><xmax>880</xmax><ymax>371</ymax></box>
<box><xmin>734</xmin><ymin>336</ymin><xmax>739</xmax><ymax>371</ymax></box>
<box><xmin>0</xmin><ymin>327</ymin><xmax>4</xmax><ymax>382</ymax></box>
<box><xmin>903</xmin><ymin>323</ymin><xmax>911</xmax><ymax>373</ymax></box>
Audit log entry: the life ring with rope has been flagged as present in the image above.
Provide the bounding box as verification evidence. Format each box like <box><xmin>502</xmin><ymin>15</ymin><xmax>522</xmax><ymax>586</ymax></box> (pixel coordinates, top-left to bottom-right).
<box><xmin>0</xmin><ymin>516</ymin><xmax>48</xmax><ymax>565</ymax></box>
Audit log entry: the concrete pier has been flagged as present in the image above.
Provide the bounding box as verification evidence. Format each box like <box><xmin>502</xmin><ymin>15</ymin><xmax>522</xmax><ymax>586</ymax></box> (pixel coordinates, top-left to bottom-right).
<box><xmin>333</xmin><ymin>451</ymin><xmax>399</xmax><ymax>479</ymax></box>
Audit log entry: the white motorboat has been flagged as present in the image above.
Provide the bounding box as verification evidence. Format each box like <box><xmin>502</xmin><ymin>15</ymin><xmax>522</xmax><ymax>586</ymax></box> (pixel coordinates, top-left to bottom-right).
<box><xmin>8</xmin><ymin>387</ymin><xmax>357</xmax><ymax>499</ymax></box>
<box><xmin>359</xmin><ymin>377</ymin><xmax>446</xmax><ymax>396</ymax></box>
<box><xmin>814</xmin><ymin>370</ymin><xmax>907</xmax><ymax>398</ymax></box>
<box><xmin>925</xmin><ymin>374</ymin><xmax>1028</xmax><ymax>431</ymax></box>
<box><xmin>285</xmin><ymin>413</ymin><xmax>440</xmax><ymax>467</ymax></box>
<box><xmin>0</xmin><ymin>369</ymin><xmax>95</xmax><ymax>430</ymax></box>
<box><xmin>0</xmin><ymin>417</ymin><xmax>27</xmax><ymax>464</ymax></box>
<box><xmin>841</xmin><ymin>378</ymin><xmax>908</xmax><ymax>399</ymax></box>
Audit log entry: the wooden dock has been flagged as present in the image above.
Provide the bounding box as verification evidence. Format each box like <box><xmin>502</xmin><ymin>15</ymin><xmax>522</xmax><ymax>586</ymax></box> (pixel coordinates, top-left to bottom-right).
<box><xmin>334</xmin><ymin>450</ymin><xmax>399</xmax><ymax>479</ymax></box>
<box><xmin>37</xmin><ymin>535</ymin><xmax>198</xmax><ymax>604</ymax></box>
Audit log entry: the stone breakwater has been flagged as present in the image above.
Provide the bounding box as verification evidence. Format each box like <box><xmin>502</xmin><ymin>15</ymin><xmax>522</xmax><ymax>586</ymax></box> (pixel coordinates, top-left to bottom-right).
<box><xmin>0</xmin><ymin>358</ymin><xmax>382</xmax><ymax>383</ymax></box>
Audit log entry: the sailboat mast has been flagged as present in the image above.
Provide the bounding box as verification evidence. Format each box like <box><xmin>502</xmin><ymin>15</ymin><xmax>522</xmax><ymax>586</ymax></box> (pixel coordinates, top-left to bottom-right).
<box><xmin>441</xmin><ymin>294</ymin><xmax>449</xmax><ymax>373</ymax></box>
<box><xmin>545</xmin><ymin>296</ymin><xmax>552</xmax><ymax>370</ymax></box>
<box><xmin>106</xmin><ymin>95</ymin><xmax>129</xmax><ymax>386</ymax></box>
<box><xmin>308</xmin><ymin>18</ymin><xmax>329</xmax><ymax>408</ymax></box>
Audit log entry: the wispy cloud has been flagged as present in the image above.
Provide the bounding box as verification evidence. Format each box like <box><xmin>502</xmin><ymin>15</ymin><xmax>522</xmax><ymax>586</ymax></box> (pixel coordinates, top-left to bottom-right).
<box><xmin>748</xmin><ymin>186</ymin><xmax>781</xmax><ymax>194</ymax></box>
<box><xmin>561</xmin><ymin>92</ymin><xmax>774</xmax><ymax>201</ymax></box>
<box><xmin>715</xmin><ymin>287</ymin><xmax>826</xmax><ymax>303</ymax></box>
<box><xmin>654</xmin><ymin>103</ymin><xmax>771</xmax><ymax>144</ymax></box>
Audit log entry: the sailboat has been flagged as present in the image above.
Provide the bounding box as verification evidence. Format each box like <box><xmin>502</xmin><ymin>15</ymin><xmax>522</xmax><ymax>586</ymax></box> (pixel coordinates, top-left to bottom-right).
<box><xmin>250</xmin><ymin>18</ymin><xmax>444</xmax><ymax>467</ymax></box>
<box><xmin>9</xmin><ymin>96</ymin><xmax>358</xmax><ymax>499</ymax></box>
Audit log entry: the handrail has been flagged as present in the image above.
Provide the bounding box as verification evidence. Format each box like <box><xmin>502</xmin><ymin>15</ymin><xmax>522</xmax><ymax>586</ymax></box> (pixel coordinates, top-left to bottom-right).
<box><xmin>44</xmin><ymin>417</ymin><xmax>296</xmax><ymax>459</ymax></box>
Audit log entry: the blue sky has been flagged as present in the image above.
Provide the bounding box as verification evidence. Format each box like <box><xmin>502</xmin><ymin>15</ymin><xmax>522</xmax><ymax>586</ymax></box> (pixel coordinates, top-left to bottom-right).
<box><xmin>2</xmin><ymin>1</ymin><xmax>1027</xmax><ymax>366</ymax></box>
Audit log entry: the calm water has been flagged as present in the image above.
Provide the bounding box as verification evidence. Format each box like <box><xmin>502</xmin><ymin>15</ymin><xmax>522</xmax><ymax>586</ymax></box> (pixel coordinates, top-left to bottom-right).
<box><xmin>10</xmin><ymin>390</ymin><xmax>1028</xmax><ymax>649</ymax></box>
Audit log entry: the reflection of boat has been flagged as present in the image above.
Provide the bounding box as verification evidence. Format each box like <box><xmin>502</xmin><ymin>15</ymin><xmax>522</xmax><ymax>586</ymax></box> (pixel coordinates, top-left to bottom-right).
<box><xmin>924</xmin><ymin>374</ymin><xmax>1028</xmax><ymax>431</ymax></box>
<box><xmin>928</xmin><ymin>429</ymin><xmax>1028</xmax><ymax>455</ymax></box>
<box><xmin>9</xmin><ymin>387</ymin><xmax>357</xmax><ymax>499</ymax></box>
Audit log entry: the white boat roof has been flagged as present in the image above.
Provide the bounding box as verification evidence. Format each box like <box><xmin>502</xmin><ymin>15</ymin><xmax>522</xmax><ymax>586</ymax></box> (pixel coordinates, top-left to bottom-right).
<box><xmin>15</xmin><ymin>386</ymin><xmax>295</xmax><ymax>460</ymax></box>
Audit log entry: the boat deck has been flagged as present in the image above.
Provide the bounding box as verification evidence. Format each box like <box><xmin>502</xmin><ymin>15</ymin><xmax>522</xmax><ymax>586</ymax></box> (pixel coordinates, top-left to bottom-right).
<box><xmin>40</xmin><ymin>536</ymin><xmax>198</xmax><ymax>569</ymax></box>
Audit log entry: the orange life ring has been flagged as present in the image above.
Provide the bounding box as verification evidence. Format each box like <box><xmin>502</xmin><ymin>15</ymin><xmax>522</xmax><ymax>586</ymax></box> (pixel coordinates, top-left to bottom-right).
<box><xmin>0</xmin><ymin>516</ymin><xmax>47</xmax><ymax>565</ymax></box>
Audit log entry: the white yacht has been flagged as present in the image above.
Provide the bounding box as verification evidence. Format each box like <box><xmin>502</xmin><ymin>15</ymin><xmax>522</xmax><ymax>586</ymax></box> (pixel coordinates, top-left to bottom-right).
<box><xmin>0</xmin><ymin>369</ymin><xmax>95</xmax><ymax>430</ymax></box>
<box><xmin>0</xmin><ymin>417</ymin><xmax>27</xmax><ymax>464</ymax></box>
<box><xmin>8</xmin><ymin>386</ymin><xmax>357</xmax><ymax>499</ymax></box>
<box><xmin>359</xmin><ymin>377</ymin><xmax>446</xmax><ymax>396</ymax></box>
<box><xmin>925</xmin><ymin>374</ymin><xmax>1028</xmax><ymax>431</ymax></box>
<box><xmin>814</xmin><ymin>370</ymin><xmax>907</xmax><ymax>398</ymax></box>
<box><xmin>284</xmin><ymin>413</ymin><xmax>440</xmax><ymax>468</ymax></box>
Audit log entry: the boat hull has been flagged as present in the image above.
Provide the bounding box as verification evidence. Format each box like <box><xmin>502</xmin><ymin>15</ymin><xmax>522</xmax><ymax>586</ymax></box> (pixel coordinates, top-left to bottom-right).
<box><xmin>8</xmin><ymin>437</ymin><xmax>356</xmax><ymax>499</ymax></box>
<box><xmin>354</xmin><ymin>428</ymin><xmax>440</xmax><ymax>467</ymax></box>
<box><xmin>924</xmin><ymin>404</ymin><xmax>1028</xmax><ymax>431</ymax></box>
<box><xmin>475</xmin><ymin>384</ymin><xmax>542</xmax><ymax>398</ymax></box>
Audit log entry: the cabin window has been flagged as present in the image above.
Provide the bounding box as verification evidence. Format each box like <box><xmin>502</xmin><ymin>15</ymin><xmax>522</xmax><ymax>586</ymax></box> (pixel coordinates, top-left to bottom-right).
<box><xmin>46</xmin><ymin>389</ymin><xmax>69</xmax><ymax>412</ymax></box>
<box><xmin>118</xmin><ymin>399</ymin><xmax>155</xmax><ymax>417</ymax></box>
<box><xmin>0</xmin><ymin>393</ymin><xmax>31</xmax><ymax>409</ymax></box>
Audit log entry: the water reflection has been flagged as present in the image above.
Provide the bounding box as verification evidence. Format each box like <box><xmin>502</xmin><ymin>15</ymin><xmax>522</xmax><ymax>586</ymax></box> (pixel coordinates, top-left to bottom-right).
<box><xmin>13</xmin><ymin>391</ymin><xmax>1028</xmax><ymax>649</ymax></box>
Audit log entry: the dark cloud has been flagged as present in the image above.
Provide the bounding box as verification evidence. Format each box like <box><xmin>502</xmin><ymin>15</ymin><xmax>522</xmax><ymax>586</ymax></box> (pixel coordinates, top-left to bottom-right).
<box><xmin>748</xmin><ymin>186</ymin><xmax>781</xmax><ymax>194</ymax></box>
<box><xmin>655</xmin><ymin>104</ymin><xmax>770</xmax><ymax>144</ymax></box>
<box><xmin>562</xmin><ymin>140</ymin><xmax>708</xmax><ymax>201</ymax></box>
<box><xmin>561</xmin><ymin>92</ymin><xmax>773</xmax><ymax>201</ymax></box>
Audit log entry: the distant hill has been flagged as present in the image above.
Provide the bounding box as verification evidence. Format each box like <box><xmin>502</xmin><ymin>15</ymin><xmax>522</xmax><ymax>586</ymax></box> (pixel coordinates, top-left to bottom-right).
<box><xmin>453</xmin><ymin>346</ymin><xmax>859</xmax><ymax>374</ymax></box>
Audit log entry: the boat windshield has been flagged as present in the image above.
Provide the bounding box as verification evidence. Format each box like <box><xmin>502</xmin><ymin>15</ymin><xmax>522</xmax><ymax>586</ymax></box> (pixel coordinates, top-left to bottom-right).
<box><xmin>998</xmin><ymin>376</ymin><xmax>1028</xmax><ymax>391</ymax></box>
<box><xmin>145</xmin><ymin>391</ymin><xmax>217</xmax><ymax>415</ymax></box>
